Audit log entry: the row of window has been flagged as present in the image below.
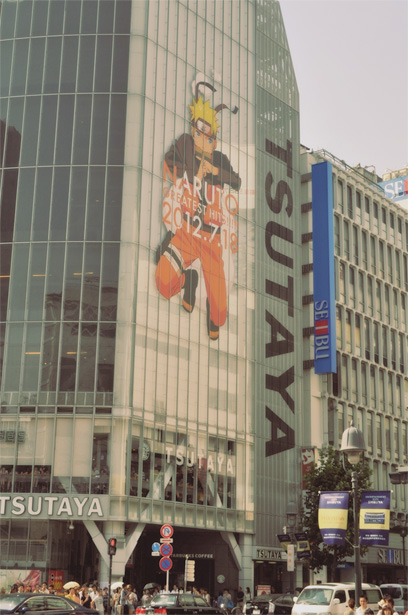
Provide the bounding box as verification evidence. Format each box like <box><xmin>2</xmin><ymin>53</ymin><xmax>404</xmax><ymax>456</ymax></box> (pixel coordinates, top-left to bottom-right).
<box><xmin>336</xmin><ymin>307</ymin><xmax>407</xmax><ymax>374</ymax></box>
<box><xmin>0</xmin><ymin>420</ymin><xmax>243</xmax><ymax>510</ymax></box>
<box><xmin>338</xmin><ymin>261</ymin><xmax>408</xmax><ymax>332</ymax></box>
<box><xmin>332</xmin><ymin>351</ymin><xmax>408</xmax><ymax>419</ymax></box>
<box><xmin>335</xmin><ymin>215</ymin><xmax>408</xmax><ymax>290</ymax></box>
<box><xmin>0</xmin><ymin>0</ymin><xmax>131</xmax><ymax>41</ymax></box>
<box><xmin>335</xmin><ymin>177</ymin><xmax>408</xmax><ymax>249</ymax></box>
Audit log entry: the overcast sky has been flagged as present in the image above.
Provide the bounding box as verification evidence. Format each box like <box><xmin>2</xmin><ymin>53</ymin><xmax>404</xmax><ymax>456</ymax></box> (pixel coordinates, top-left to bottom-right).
<box><xmin>279</xmin><ymin>0</ymin><xmax>408</xmax><ymax>177</ymax></box>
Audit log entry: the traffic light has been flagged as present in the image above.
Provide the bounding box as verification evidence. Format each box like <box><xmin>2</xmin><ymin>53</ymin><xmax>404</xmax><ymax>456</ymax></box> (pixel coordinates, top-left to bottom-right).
<box><xmin>108</xmin><ymin>537</ymin><xmax>117</xmax><ymax>556</ymax></box>
<box><xmin>389</xmin><ymin>466</ymin><xmax>408</xmax><ymax>484</ymax></box>
<box><xmin>186</xmin><ymin>559</ymin><xmax>195</xmax><ymax>581</ymax></box>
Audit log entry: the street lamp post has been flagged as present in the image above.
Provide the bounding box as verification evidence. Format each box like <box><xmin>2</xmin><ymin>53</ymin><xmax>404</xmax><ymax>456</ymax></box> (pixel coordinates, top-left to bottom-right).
<box><xmin>286</xmin><ymin>502</ymin><xmax>297</xmax><ymax>594</ymax></box>
<box><xmin>340</xmin><ymin>422</ymin><xmax>366</xmax><ymax>605</ymax></box>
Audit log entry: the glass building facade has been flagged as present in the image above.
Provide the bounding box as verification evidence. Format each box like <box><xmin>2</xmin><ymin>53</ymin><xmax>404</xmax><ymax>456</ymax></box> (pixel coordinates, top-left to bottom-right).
<box><xmin>0</xmin><ymin>0</ymin><xmax>302</xmax><ymax>594</ymax></box>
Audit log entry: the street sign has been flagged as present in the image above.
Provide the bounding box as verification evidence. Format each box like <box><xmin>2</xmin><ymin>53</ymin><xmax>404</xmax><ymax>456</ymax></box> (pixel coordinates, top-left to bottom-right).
<box><xmin>152</xmin><ymin>542</ymin><xmax>160</xmax><ymax>552</ymax></box>
<box><xmin>160</xmin><ymin>538</ymin><xmax>173</xmax><ymax>543</ymax></box>
<box><xmin>160</xmin><ymin>543</ymin><xmax>173</xmax><ymax>557</ymax></box>
<box><xmin>159</xmin><ymin>556</ymin><xmax>173</xmax><ymax>571</ymax></box>
<box><xmin>160</xmin><ymin>524</ymin><xmax>174</xmax><ymax>538</ymax></box>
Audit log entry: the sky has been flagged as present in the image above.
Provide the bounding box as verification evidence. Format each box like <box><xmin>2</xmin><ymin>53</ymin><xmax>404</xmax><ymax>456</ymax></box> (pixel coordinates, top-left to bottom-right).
<box><xmin>279</xmin><ymin>0</ymin><xmax>408</xmax><ymax>177</ymax></box>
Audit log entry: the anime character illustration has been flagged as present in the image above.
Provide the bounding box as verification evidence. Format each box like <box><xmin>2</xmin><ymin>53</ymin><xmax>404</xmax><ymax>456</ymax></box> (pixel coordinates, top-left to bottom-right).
<box><xmin>155</xmin><ymin>78</ymin><xmax>241</xmax><ymax>340</ymax></box>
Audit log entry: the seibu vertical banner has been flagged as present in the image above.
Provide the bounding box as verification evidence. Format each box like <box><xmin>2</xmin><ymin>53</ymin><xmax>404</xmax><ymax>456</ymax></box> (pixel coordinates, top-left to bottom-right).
<box><xmin>359</xmin><ymin>491</ymin><xmax>390</xmax><ymax>546</ymax></box>
<box><xmin>311</xmin><ymin>161</ymin><xmax>336</xmax><ymax>373</ymax></box>
<box><xmin>318</xmin><ymin>491</ymin><xmax>349</xmax><ymax>545</ymax></box>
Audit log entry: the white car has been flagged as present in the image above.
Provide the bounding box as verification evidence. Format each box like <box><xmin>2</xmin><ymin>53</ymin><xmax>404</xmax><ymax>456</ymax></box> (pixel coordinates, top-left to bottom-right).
<box><xmin>291</xmin><ymin>583</ymin><xmax>382</xmax><ymax>615</ymax></box>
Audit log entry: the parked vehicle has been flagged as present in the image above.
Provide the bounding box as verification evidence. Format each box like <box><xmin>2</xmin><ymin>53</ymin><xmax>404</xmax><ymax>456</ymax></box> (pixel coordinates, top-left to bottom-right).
<box><xmin>379</xmin><ymin>584</ymin><xmax>408</xmax><ymax>615</ymax></box>
<box><xmin>0</xmin><ymin>594</ymin><xmax>99</xmax><ymax>615</ymax></box>
<box><xmin>291</xmin><ymin>583</ymin><xmax>383</xmax><ymax>615</ymax></box>
<box><xmin>243</xmin><ymin>593</ymin><xmax>296</xmax><ymax>615</ymax></box>
<box><xmin>135</xmin><ymin>593</ymin><xmax>223</xmax><ymax>615</ymax></box>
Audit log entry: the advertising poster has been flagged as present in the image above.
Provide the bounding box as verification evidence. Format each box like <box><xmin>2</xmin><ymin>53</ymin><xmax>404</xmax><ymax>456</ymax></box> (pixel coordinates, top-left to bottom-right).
<box><xmin>318</xmin><ymin>491</ymin><xmax>349</xmax><ymax>545</ymax></box>
<box><xmin>0</xmin><ymin>568</ymin><xmax>41</xmax><ymax>591</ymax></box>
<box><xmin>359</xmin><ymin>491</ymin><xmax>390</xmax><ymax>546</ymax></box>
<box><xmin>155</xmin><ymin>75</ymin><xmax>242</xmax><ymax>342</ymax></box>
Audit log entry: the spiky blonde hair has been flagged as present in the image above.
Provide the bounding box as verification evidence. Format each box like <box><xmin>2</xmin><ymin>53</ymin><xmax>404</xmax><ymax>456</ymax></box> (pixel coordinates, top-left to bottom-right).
<box><xmin>189</xmin><ymin>95</ymin><xmax>219</xmax><ymax>136</ymax></box>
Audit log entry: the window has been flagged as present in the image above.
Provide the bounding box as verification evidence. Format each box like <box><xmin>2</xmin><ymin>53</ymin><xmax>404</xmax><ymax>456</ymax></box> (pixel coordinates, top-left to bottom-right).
<box><xmin>379</xmin><ymin>241</ymin><xmax>384</xmax><ymax>278</ymax></box>
<box><xmin>376</xmin><ymin>281</ymin><xmax>382</xmax><ymax>320</ymax></box>
<box><xmin>345</xmin><ymin>310</ymin><xmax>351</xmax><ymax>351</ymax></box>
<box><xmin>376</xmin><ymin>414</ymin><xmax>382</xmax><ymax>455</ymax></box>
<box><xmin>358</xmin><ymin>272</ymin><xmax>365</xmax><ymax>311</ymax></box>
<box><xmin>364</xmin><ymin>196</ymin><xmax>370</xmax><ymax>223</ymax></box>
<box><xmin>385</xmin><ymin>416</ymin><xmax>391</xmax><ymax>460</ymax></box>
<box><xmin>341</xmin><ymin>355</ymin><xmax>348</xmax><ymax>399</ymax></box>
<box><xmin>361</xmin><ymin>363</ymin><xmax>367</xmax><ymax>404</ymax></box>
<box><xmin>379</xmin><ymin>369</ymin><xmax>385</xmax><ymax>411</ymax></box>
<box><xmin>355</xmin><ymin>314</ymin><xmax>361</xmax><ymax>356</ymax></box>
<box><xmin>347</xmin><ymin>185</ymin><xmax>353</xmax><ymax>217</ymax></box>
<box><xmin>344</xmin><ymin>221</ymin><xmax>350</xmax><ymax>259</ymax></box>
<box><xmin>334</xmin><ymin>215</ymin><xmax>340</xmax><ymax>255</ymax></box>
<box><xmin>365</xmin><ymin>318</ymin><xmax>370</xmax><ymax>360</ymax></box>
<box><xmin>373</xmin><ymin>323</ymin><xmax>379</xmax><ymax>363</ymax></box>
<box><xmin>362</xmin><ymin>230</ymin><xmax>368</xmax><ymax>268</ymax></box>
<box><xmin>395</xmin><ymin>250</ymin><xmax>401</xmax><ymax>286</ymax></box>
<box><xmin>388</xmin><ymin>372</ymin><xmax>394</xmax><ymax>414</ymax></box>
<box><xmin>370</xmin><ymin>236</ymin><xmax>376</xmax><ymax>274</ymax></box>
<box><xmin>349</xmin><ymin>267</ymin><xmax>355</xmax><ymax>307</ymax></box>
<box><xmin>367</xmin><ymin>276</ymin><xmax>373</xmax><ymax>315</ymax></box>
<box><xmin>353</xmin><ymin>226</ymin><xmax>359</xmax><ymax>265</ymax></box>
<box><xmin>367</xmin><ymin>411</ymin><xmax>373</xmax><ymax>453</ymax></box>
<box><xmin>384</xmin><ymin>285</ymin><xmax>390</xmax><ymax>324</ymax></box>
<box><xmin>373</xmin><ymin>201</ymin><xmax>378</xmax><ymax>231</ymax></box>
<box><xmin>339</xmin><ymin>262</ymin><xmax>345</xmax><ymax>301</ymax></box>
<box><xmin>337</xmin><ymin>179</ymin><xmax>344</xmax><ymax>211</ymax></box>
<box><xmin>352</xmin><ymin>358</ymin><xmax>357</xmax><ymax>402</ymax></box>
<box><xmin>356</xmin><ymin>191</ymin><xmax>362</xmax><ymax>221</ymax></box>
<box><xmin>370</xmin><ymin>365</ymin><xmax>377</xmax><ymax>408</ymax></box>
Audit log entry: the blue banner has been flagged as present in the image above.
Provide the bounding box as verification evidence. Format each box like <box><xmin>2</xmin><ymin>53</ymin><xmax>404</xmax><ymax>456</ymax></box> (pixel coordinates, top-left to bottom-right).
<box><xmin>312</xmin><ymin>162</ymin><xmax>336</xmax><ymax>373</ymax></box>
<box><xmin>360</xmin><ymin>491</ymin><xmax>390</xmax><ymax>546</ymax></box>
<box><xmin>318</xmin><ymin>492</ymin><xmax>349</xmax><ymax>545</ymax></box>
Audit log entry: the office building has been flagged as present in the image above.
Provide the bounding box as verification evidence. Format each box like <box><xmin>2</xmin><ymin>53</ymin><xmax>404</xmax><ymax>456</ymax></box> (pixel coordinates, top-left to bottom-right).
<box><xmin>0</xmin><ymin>0</ymin><xmax>303</xmax><ymax>593</ymax></box>
<box><xmin>300</xmin><ymin>147</ymin><xmax>408</xmax><ymax>584</ymax></box>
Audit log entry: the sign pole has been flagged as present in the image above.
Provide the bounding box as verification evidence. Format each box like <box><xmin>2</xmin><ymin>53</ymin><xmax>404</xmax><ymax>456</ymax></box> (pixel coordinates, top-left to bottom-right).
<box><xmin>108</xmin><ymin>554</ymin><xmax>112</xmax><ymax>615</ymax></box>
<box><xmin>166</xmin><ymin>569</ymin><xmax>169</xmax><ymax>592</ymax></box>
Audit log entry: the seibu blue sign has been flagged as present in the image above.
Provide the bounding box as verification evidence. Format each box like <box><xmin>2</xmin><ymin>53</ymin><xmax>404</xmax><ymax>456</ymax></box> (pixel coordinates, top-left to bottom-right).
<box><xmin>312</xmin><ymin>162</ymin><xmax>336</xmax><ymax>374</ymax></box>
<box><xmin>379</xmin><ymin>175</ymin><xmax>408</xmax><ymax>203</ymax></box>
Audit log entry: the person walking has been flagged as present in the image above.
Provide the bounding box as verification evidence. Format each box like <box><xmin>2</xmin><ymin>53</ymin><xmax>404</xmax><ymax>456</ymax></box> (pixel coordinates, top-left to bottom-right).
<box><xmin>92</xmin><ymin>588</ymin><xmax>105</xmax><ymax>615</ymax></box>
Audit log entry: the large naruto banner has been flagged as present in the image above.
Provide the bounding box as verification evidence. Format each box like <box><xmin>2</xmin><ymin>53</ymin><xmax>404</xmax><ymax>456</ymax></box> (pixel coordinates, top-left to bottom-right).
<box><xmin>318</xmin><ymin>491</ymin><xmax>349</xmax><ymax>545</ymax></box>
<box><xmin>154</xmin><ymin>76</ymin><xmax>241</xmax><ymax>341</ymax></box>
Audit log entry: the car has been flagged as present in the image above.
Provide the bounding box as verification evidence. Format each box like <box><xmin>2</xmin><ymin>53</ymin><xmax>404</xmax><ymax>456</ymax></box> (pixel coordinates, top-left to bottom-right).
<box><xmin>243</xmin><ymin>593</ymin><xmax>296</xmax><ymax>615</ymax></box>
<box><xmin>135</xmin><ymin>593</ymin><xmax>223</xmax><ymax>615</ymax></box>
<box><xmin>0</xmin><ymin>593</ymin><xmax>99</xmax><ymax>615</ymax></box>
<box><xmin>291</xmin><ymin>583</ymin><xmax>383</xmax><ymax>615</ymax></box>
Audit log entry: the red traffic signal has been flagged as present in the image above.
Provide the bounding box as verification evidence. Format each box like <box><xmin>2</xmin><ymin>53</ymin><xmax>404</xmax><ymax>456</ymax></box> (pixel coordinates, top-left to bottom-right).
<box><xmin>108</xmin><ymin>537</ymin><xmax>117</xmax><ymax>555</ymax></box>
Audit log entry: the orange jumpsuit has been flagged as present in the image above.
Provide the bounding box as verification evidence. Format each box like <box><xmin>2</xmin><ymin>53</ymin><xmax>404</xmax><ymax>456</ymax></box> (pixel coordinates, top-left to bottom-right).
<box><xmin>155</xmin><ymin>133</ymin><xmax>241</xmax><ymax>328</ymax></box>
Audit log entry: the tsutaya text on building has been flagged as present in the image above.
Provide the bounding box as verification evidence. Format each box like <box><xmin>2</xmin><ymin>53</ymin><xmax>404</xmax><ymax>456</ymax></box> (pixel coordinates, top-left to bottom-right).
<box><xmin>0</xmin><ymin>495</ymin><xmax>109</xmax><ymax>519</ymax></box>
<box><xmin>164</xmin><ymin>446</ymin><xmax>235</xmax><ymax>474</ymax></box>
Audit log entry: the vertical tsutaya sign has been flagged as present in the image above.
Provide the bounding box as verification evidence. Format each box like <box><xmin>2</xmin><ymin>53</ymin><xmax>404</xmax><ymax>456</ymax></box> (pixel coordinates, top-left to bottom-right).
<box><xmin>318</xmin><ymin>491</ymin><xmax>349</xmax><ymax>545</ymax></box>
<box><xmin>312</xmin><ymin>161</ymin><xmax>336</xmax><ymax>373</ymax></box>
<box><xmin>264</xmin><ymin>138</ymin><xmax>295</xmax><ymax>456</ymax></box>
<box><xmin>359</xmin><ymin>491</ymin><xmax>390</xmax><ymax>546</ymax></box>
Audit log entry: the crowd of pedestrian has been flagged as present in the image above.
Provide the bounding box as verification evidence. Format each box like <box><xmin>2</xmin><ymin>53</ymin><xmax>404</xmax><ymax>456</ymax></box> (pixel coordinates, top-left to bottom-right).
<box><xmin>1</xmin><ymin>581</ymin><xmax>253</xmax><ymax>614</ymax></box>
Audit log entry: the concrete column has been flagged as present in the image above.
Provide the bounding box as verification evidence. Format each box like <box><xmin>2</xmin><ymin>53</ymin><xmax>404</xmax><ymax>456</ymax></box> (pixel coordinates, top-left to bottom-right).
<box><xmin>238</xmin><ymin>534</ymin><xmax>254</xmax><ymax>595</ymax></box>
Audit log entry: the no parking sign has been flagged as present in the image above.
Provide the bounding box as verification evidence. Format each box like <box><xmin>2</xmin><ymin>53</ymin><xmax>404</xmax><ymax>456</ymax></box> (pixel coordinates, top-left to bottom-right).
<box><xmin>159</xmin><ymin>556</ymin><xmax>173</xmax><ymax>571</ymax></box>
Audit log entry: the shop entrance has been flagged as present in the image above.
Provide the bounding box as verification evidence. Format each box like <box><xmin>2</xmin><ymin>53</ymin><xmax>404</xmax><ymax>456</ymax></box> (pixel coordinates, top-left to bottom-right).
<box><xmin>254</xmin><ymin>561</ymin><xmax>283</xmax><ymax>594</ymax></box>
